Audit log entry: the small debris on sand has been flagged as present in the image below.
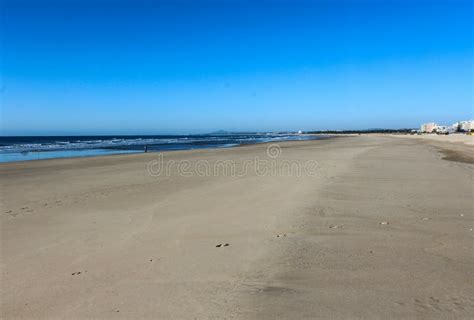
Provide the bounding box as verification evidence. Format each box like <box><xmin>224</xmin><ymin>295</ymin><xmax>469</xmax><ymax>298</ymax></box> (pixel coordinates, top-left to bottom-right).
<box><xmin>329</xmin><ymin>225</ymin><xmax>341</xmax><ymax>229</ymax></box>
<box><xmin>276</xmin><ymin>234</ymin><xmax>287</xmax><ymax>238</ymax></box>
<box><xmin>380</xmin><ymin>221</ymin><xmax>389</xmax><ymax>225</ymax></box>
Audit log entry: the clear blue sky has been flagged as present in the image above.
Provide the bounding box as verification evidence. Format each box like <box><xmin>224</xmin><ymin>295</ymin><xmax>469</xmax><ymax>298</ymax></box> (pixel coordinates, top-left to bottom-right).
<box><xmin>1</xmin><ymin>0</ymin><xmax>472</xmax><ymax>135</ymax></box>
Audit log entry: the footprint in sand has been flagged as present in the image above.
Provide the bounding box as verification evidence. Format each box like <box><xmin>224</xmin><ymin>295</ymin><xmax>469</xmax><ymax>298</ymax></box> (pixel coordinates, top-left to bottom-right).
<box><xmin>216</xmin><ymin>243</ymin><xmax>230</xmax><ymax>248</ymax></box>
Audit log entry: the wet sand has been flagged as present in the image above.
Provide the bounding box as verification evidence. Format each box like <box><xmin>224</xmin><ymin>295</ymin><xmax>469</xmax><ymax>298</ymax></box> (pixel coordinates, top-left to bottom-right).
<box><xmin>1</xmin><ymin>136</ymin><xmax>473</xmax><ymax>319</ymax></box>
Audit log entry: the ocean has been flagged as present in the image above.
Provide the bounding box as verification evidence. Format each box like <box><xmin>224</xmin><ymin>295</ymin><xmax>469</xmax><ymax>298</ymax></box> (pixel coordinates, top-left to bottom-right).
<box><xmin>0</xmin><ymin>133</ymin><xmax>327</xmax><ymax>163</ymax></box>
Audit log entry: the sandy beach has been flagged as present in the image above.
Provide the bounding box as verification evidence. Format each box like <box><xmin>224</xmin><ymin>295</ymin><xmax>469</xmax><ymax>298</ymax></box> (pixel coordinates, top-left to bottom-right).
<box><xmin>1</xmin><ymin>135</ymin><xmax>473</xmax><ymax>319</ymax></box>
<box><xmin>393</xmin><ymin>133</ymin><xmax>474</xmax><ymax>146</ymax></box>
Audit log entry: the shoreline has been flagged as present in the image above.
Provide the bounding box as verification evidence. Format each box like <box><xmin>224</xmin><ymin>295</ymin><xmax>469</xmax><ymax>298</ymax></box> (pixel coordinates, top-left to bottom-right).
<box><xmin>2</xmin><ymin>136</ymin><xmax>473</xmax><ymax>318</ymax></box>
<box><xmin>0</xmin><ymin>135</ymin><xmax>332</xmax><ymax>164</ymax></box>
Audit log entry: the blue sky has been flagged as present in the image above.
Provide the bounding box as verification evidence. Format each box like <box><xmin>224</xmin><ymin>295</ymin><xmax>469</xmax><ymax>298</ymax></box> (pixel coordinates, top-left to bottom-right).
<box><xmin>1</xmin><ymin>0</ymin><xmax>472</xmax><ymax>135</ymax></box>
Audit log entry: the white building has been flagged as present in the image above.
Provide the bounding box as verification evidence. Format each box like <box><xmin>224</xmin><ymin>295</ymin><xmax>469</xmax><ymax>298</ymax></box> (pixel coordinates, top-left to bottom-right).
<box><xmin>458</xmin><ymin>120</ymin><xmax>474</xmax><ymax>132</ymax></box>
<box><xmin>446</xmin><ymin>123</ymin><xmax>458</xmax><ymax>133</ymax></box>
<box><xmin>450</xmin><ymin>122</ymin><xmax>460</xmax><ymax>132</ymax></box>
<box><xmin>420</xmin><ymin>120</ymin><xmax>473</xmax><ymax>133</ymax></box>
<box><xmin>420</xmin><ymin>122</ymin><xmax>438</xmax><ymax>133</ymax></box>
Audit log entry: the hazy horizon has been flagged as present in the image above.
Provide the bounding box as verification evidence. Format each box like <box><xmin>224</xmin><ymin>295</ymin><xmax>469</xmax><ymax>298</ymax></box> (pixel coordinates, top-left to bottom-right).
<box><xmin>0</xmin><ymin>127</ymin><xmax>444</xmax><ymax>137</ymax></box>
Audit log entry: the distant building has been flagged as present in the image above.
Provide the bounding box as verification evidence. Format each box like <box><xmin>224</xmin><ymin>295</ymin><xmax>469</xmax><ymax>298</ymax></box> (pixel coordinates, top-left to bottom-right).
<box><xmin>446</xmin><ymin>124</ymin><xmax>457</xmax><ymax>133</ymax></box>
<box><xmin>450</xmin><ymin>122</ymin><xmax>460</xmax><ymax>132</ymax></box>
<box><xmin>458</xmin><ymin>120</ymin><xmax>474</xmax><ymax>132</ymax></box>
<box><xmin>420</xmin><ymin>122</ymin><xmax>438</xmax><ymax>133</ymax></box>
<box><xmin>419</xmin><ymin>120</ymin><xmax>474</xmax><ymax>133</ymax></box>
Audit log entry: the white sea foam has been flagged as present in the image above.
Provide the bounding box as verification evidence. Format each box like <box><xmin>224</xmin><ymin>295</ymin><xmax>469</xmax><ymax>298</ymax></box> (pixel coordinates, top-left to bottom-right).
<box><xmin>0</xmin><ymin>134</ymin><xmax>319</xmax><ymax>154</ymax></box>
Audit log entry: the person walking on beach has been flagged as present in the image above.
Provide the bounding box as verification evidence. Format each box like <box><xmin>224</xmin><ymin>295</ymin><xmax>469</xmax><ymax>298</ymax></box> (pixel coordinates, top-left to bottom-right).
<box><xmin>144</xmin><ymin>145</ymin><xmax>148</xmax><ymax>153</ymax></box>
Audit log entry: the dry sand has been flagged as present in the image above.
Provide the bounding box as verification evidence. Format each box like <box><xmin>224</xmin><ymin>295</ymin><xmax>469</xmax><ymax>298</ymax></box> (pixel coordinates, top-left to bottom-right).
<box><xmin>1</xmin><ymin>136</ymin><xmax>473</xmax><ymax>319</ymax></box>
<box><xmin>393</xmin><ymin>133</ymin><xmax>474</xmax><ymax>146</ymax></box>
